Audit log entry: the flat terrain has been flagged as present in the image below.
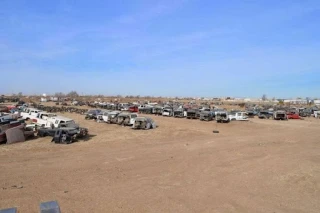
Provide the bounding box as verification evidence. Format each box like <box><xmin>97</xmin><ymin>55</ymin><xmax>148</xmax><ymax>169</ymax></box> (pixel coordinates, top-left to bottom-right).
<box><xmin>1</xmin><ymin>113</ymin><xmax>320</xmax><ymax>212</ymax></box>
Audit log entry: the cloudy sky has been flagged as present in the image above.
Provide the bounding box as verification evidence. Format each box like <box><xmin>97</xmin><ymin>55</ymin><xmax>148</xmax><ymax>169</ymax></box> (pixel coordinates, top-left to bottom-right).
<box><xmin>1</xmin><ymin>0</ymin><xmax>319</xmax><ymax>98</ymax></box>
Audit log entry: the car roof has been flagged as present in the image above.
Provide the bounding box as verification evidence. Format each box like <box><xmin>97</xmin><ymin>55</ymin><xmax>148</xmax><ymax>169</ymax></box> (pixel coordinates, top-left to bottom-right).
<box><xmin>49</xmin><ymin>116</ymin><xmax>73</xmax><ymax>121</ymax></box>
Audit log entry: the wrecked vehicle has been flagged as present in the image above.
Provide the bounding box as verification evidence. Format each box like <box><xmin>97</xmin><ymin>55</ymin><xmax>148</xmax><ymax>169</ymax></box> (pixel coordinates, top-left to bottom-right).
<box><xmin>34</xmin><ymin>112</ymin><xmax>57</xmax><ymax>127</ymax></box>
<box><xmin>258</xmin><ymin>111</ymin><xmax>273</xmax><ymax>119</ymax></box>
<box><xmin>96</xmin><ymin>110</ymin><xmax>111</xmax><ymax>123</ymax></box>
<box><xmin>106</xmin><ymin>111</ymin><xmax>121</xmax><ymax>124</ymax></box>
<box><xmin>162</xmin><ymin>108</ymin><xmax>173</xmax><ymax>117</ymax></box>
<box><xmin>199</xmin><ymin>111</ymin><xmax>214</xmax><ymax>121</ymax></box>
<box><xmin>139</xmin><ymin>107</ymin><xmax>153</xmax><ymax>114</ymax></box>
<box><xmin>228</xmin><ymin>112</ymin><xmax>249</xmax><ymax>121</ymax></box>
<box><xmin>273</xmin><ymin>110</ymin><xmax>288</xmax><ymax>120</ymax></box>
<box><xmin>173</xmin><ymin>108</ymin><xmax>185</xmax><ymax>118</ymax></box>
<box><xmin>85</xmin><ymin>109</ymin><xmax>102</xmax><ymax>120</ymax></box>
<box><xmin>129</xmin><ymin>106</ymin><xmax>139</xmax><ymax>113</ymax></box>
<box><xmin>132</xmin><ymin>117</ymin><xmax>157</xmax><ymax>130</ymax></box>
<box><xmin>186</xmin><ymin>109</ymin><xmax>198</xmax><ymax>119</ymax></box>
<box><xmin>51</xmin><ymin>128</ymin><xmax>78</xmax><ymax>144</ymax></box>
<box><xmin>287</xmin><ymin>112</ymin><xmax>300</xmax><ymax>119</ymax></box>
<box><xmin>20</xmin><ymin>108</ymin><xmax>43</xmax><ymax>120</ymax></box>
<box><xmin>38</xmin><ymin>123</ymin><xmax>88</xmax><ymax>138</ymax></box>
<box><xmin>153</xmin><ymin>106</ymin><xmax>163</xmax><ymax>116</ymax></box>
<box><xmin>45</xmin><ymin>116</ymin><xmax>77</xmax><ymax>129</ymax></box>
<box><xmin>215</xmin><ymin>111</ymin><xmax>230</xmax><ymax>123</ymax></box>
<box><xmin>117</xmin><ymin>113</ymin><xmax>138</xmax><ymax>126</ymax></box>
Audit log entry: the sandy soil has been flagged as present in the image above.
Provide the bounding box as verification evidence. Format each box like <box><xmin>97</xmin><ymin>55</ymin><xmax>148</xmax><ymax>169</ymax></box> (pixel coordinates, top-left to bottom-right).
<box><xmin>0</xmin><ymin>112</ymin><xmax>320</xmax><ymax>212</ymax></box>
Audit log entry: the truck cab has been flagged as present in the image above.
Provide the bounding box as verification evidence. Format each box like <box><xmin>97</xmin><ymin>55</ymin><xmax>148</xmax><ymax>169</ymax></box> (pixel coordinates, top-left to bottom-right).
<box><xmin>46</xmin><ymin>116</ymin><xmax>76</xmax><ymax>128</ymax></box>
<box><xmin>21</xmin><ymin>108</ymin><xmax>42</xmax><ymax>120</ymax></box>
<box><xmin>228</xmin><ymin>112</ymin><xmax>249</xmax><ymax>121</ymax></box>
<box><xmin>34</xmin><ymin>112</ymin><xmax>57</xmax><ymax>127</ymax></box>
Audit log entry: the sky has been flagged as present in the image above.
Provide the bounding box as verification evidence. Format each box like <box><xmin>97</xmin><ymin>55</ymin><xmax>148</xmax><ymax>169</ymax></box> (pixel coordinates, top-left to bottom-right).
<box><xmin>0</xmin><ymin>0</ymin><xmax>319</xmax><ymax>98</ymax></box>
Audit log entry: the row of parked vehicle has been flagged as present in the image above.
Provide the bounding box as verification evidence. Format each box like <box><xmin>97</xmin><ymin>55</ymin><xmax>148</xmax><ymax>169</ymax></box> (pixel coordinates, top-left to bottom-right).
<box><xmin>0</xmin><ymin>111</ymin><xmax>36</xmax><ymax>144</ymax></box>
<box><xmin>12</xmin><ymin>107</ymin><xmax>88</xmax><ymax>144</ymax></box>
<box><xmin>139</xmin><ymin>105</ymin><xmax>320</xmax><ymax>121</ymax></box>
<box><xmin>85</xmin><ymin>109</ymin><xmax>157</xmax><ymax>130</ymax></box>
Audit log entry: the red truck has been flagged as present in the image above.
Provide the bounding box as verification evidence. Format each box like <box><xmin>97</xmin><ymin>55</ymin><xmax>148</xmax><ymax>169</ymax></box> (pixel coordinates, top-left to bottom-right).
<box><xmin>129</xmin><ymin>106</ymin><xmax>139</xmax><ymax>113</ymax></box>
<box><xmin>287</xmin><ymin>113</ymin><xmax>300</xmax><ymax>119</ymax></box>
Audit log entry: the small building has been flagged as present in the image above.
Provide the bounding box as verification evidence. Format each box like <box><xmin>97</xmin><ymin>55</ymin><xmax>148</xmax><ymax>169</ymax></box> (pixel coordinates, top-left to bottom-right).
<box><xmin>283</xmin><ymin>99</ymin><xmax>308</xmax><ymax>105</ymax></box>
<box><xmin>40</xmin><ymin>97</ymin><xmax>47</xmax><ymax>102</ymax></box>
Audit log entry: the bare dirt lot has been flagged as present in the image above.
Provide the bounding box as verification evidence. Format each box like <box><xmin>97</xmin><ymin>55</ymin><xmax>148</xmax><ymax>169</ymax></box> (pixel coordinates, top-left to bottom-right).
<box><xmin>1</xmin><ymin>113</ymin><xmax>320</xmax><ymax>212</ymax></box>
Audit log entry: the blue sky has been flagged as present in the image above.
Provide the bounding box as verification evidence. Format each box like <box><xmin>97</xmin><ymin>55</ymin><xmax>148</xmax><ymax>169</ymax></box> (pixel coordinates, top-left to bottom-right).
<box><xmin>0</xmin><ymin>0</ymin><xmax>319</xmax><ymax>98</ymax></box>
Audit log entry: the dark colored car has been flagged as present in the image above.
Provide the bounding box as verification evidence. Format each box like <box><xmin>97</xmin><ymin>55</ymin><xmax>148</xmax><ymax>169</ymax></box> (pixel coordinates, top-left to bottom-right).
<box><xmin>38</xmin><ymin>123</ymin><xmax>88</xmax><ymax>138</ymax></box>
<box><xmin>52</xmin><ymin>129</ymin><xmax>76</xmax><ymax>144</ymax></box>
<box><xmin>85</xmin><ymin>109</ymin><xmax>102</xmax><ymax>120</ymax></box>
<box><xmin>258</xmin><ymin>111</ymin><xmax>272</xmax><ymax>119</ymax></box>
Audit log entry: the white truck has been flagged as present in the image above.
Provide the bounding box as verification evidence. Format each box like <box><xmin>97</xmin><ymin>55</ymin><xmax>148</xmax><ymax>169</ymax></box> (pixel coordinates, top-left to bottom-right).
<box><xmin>0</xmin><ymin>112</ymin><xmax>19</xmax><ymax>121</ymax></box>
<box><xmin>33</xmin><ymin>112</ymin><xmax>57</xmax><ymax>127</ymax></box>
<box><xmin>162</xmin><ymin>108</ymin><xmax>173</xmax><ymax>116</ymax></box>
<box><xmin>228</xmin><ymin>112</ymin><xmax>249</xmax><ymax>121</ymax></box>
<box><xmin>20</xmin><ymin>108</ymin><xmax>43</xmax><ymax>120</ymax></box>
<box><xmin>44</xmin><ymin>116</ymin><xmax>76</xmax><ymax>128</ymax></box>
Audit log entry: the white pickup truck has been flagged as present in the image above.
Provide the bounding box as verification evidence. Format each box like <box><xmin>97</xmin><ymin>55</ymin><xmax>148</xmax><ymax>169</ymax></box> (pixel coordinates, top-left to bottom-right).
<box><xmin>20</xmin><ymin>108</ymin><xmax>43</xmax><ymax>120</ymax></box>
<box><xmin>44</xmin><ymin>116</ymin><xmax>77</xmax><ymax>128</ymax></box>
<box><xmin>33</xmin><ymin>112</ymin><xmax>57</xmax><ymax>127</ymax></box>
<box><xmin>0</xmin><ymin>112</ymin><xmax>19</xmax><ymax>121</ymax></box>
<box><xmin>228</xmin><ymin>112</ymin><xmax>249</xmax><ymax>121</ymax></box>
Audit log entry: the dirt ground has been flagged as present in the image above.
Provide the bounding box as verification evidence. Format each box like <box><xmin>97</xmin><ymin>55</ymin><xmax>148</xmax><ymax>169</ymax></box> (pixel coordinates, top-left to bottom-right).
<box><xmin>1</xmin><ymin>112</ymin><xmax>320</xmax><ymax>212</ymax></box>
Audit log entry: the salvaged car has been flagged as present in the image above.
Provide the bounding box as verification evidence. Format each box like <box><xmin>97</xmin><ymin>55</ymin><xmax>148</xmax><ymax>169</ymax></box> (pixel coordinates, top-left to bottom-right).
<box><xmin>186</xmin><ymin>109</ymin><xmax>198</xmax><ymax>119</ymax></box>
<box><xmin>106</xmin><ymin>111</ymin><xmax>121</xmax><ymax>124</ymax></box>
<box><xmin>51</xmin><ymin>128</ymin><xmax>78</xmax><ymax>144</ymax></box>
<box><xmin>199</xmin><ymin>111</ymin><xmax>214</xmax><ymax>121</ymax></box>
<box><xmin>258</xmin><ymin>111</ymin><xmax>273</xmax><ymax>119</ymax></box>
<box><xmin>139</xmin><ymin>107</ymin><xmax>153</xmax><ymax>114</ymax></box>
<box><xmin>246</xmin><ymin>111</ymin><xmax>255</xmax><ymax>118</ymax></box>
<box><xmin>153</xmin><ymin>106</ymin><xmax>163</xmax><ymax>116</ymax></box>
<box><xmin>34</xmin><ymin>112</ymin><xmax>57</xmax><ymax>127</ymax></box>
<box><xmin>20</xmin><ymin>108</ymin><xmax>43</xmax><ymax>120</ymax></box>
<box><xmin>162</xmin><ymin>108</ymin><xmax>173</xmax><ymax>117</ymax></box>
<box><xmin>129</xmin><ymin>106</ymin><xmax>139</xmax><ymax>113</ymax></box>
<box><xmin>45</xmin><ymin>116</ymin><xmax>77</xmax><ymax>128</ymax></box>
<box><xmin>215</xmin><ymin>111</ymin><xmax>230</xmax><ymax>123</ymax></box>
<box><xmin>96</xmin><ymin>110</ymin><xmax>110</xmax><ymax>123</ymax></box>
<box><xmin>173</xmin><ymin>108</ymin><xmax>185</xmax><ymax>118</ymax></box>
<box><xmin>287</xmin><ymin>112</ymin><xmax>300</xmax><ymax>119</ymax></box>
<box><xmin>132</xmin><ymin>117</ymin><xmax>156</xmax><ymax>130</ymax></box>
<box><xmin>117</xmin><ymin>113</ymin><xmax>138</xmax><ymax>126</ymax></box>
<box><xmin>38</xmin><ymin>124</ymin><xmax>88</xmax><ymax>138</ymax></box>
<box><xmin>273</xmin><ymin>110</ymin><xmax>288</xmax><ymax>120</ymax></box>
<box><xmin>85</xmin><ymin>109</ymin><xmax>102</xmax><ymax>120</ymax></box>
<box><xmin>228</xmin><ymin>112</ymin><xmax>249</xmax><ymax>121</ymax></box>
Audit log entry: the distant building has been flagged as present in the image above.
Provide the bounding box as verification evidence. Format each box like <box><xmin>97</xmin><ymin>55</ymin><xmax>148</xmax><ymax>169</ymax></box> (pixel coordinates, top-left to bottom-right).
<box><xmin>40</xmin><ymin>97</ymin><xmax>47</xmax><ymax>102</ymax></box>
<box><xmin>283</xmin><ymin>99</ymin><xmax>308</xmax><ymax>105</ymax></box>
<box><xmin>50</xmin><ymin>97</ymin><xmax>59</xmax><ymax>102</ymax></box>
